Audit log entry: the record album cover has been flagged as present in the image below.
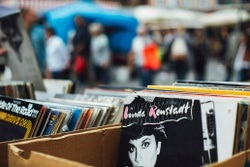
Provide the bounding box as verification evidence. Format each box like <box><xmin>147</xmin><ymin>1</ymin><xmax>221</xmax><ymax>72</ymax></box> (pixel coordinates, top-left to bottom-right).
<box><xmin>117</xmin><ymin>94</ymin><xmax>238</xmax><ymax>167</ymax></box>
<box><xmin>0</xmin><ymin>95</ymin><xmax>45</xmax><ymax>142</ymax></box>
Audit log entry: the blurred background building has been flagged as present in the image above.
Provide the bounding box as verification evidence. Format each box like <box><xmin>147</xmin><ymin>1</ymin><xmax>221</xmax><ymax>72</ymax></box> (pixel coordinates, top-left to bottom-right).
<box><xmin>0</xmin><ymin>0</ymin><xmax>250</xmax><ymax>89</ymax></box>
<box><xmin>1</xmin><ymin>0</ymin><xmax>250</xmax><ymax>10</ymax></box>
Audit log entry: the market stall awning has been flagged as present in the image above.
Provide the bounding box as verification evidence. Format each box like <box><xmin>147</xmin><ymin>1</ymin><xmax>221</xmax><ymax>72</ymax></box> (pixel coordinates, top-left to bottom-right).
<box><xmin>0</xmin><ymin>0</ymin><xmax>75</xmax><ymax>12</ymax></box>
<box><xmin>201</xmin><ymin>8</ymin><xmax>250</xmax><ymax>27</ymax></box>
<box><xmin>133</xmin><ymin>5</ymin><xmax>204</xmax><ymax>29</ymax></box>
<box><xmin>44</xmin><ymin>1</ymin><xmax>138</xmax><ymax>53</ymax></box>
<box><xmin>133</xmin><ymin>5</ymin><xmax>250</xmax><ymax>29</ymax></box>
<box><xmin>0</xmin><ymin>5</ymin><xmax>19</xmax><ymax>19</ymax></box>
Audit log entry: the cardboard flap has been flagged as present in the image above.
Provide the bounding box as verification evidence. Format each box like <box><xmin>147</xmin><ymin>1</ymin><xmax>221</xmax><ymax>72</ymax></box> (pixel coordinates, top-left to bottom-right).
<box><xmin>208</xmin><ymin>150</ymin><xmax>250</xmax><ymax>167</ymax></box>
<box><xmin>8</xmin><ymin>144</ymin><xmax>92</xmax><ymax>167</ymax></box>
<box><xmin>8</xmin><ymin>125</ymin><xmax>121</xmax><ymax>167</ymax></box>
<box><xmin>101</xmin><ymin>126</ymin><xmax>121</xmax><ymax>167</ymax></box>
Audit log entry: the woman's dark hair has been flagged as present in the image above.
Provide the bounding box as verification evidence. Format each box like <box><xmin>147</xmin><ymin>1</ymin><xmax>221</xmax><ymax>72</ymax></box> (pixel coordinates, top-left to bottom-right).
<box><xmin>124</xmin><ymin>124</ymin><xmax>166</xmax><ymax>144</ymax></box>
<box><xmin>117</xmin><ymin>124</ymin><xmax>167</xmax><ymax>167</ymax></box>
<box><xmin>45</xmin><ymin>27</ymin><xmax>56</xmax><ymax>36</ymax></box>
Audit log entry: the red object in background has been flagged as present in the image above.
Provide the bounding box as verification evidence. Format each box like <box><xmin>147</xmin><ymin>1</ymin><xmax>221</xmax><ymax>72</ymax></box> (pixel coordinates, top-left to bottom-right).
<box><xmin>73</xmin><ymin>55</ymin><xmax>86</xmax><ymax>75</ymax></box>
<box><xmin>142</xmin><ymin>42</ymin><xmax>161</xmax><ymax>71</ymax></box>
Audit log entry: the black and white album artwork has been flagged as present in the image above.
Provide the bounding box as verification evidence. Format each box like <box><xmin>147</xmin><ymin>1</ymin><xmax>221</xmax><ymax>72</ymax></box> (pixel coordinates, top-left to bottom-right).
<box><xmin>117</xmin><ymin>95</ymin><xmax>238</xmax><ymax>167</ymax></box>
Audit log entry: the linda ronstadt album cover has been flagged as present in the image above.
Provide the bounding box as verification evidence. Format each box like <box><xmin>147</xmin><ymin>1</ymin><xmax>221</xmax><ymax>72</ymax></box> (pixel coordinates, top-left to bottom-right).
<box><xmin>117</xmin><ymin>94</ymin><xmax>238</xmax><ymax>167</ymax></box>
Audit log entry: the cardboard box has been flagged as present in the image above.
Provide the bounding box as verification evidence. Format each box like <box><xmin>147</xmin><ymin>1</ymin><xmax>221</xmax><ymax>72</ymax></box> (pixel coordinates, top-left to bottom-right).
<box><xmin>8</xmin><ymin>125</ymin><xmax>121</xmax><ymax>167</ymax></box>
<box><xmin>6</xmin><ymin>124</ymin><xmax>248</xmax><ymax>167</ymax></box>
<box><xmin>208</xmin><ymin>150</ymin><xmax>250</xmax><ymax>167</ymax></box>
<box><xmin>0</xmin><ymin>124</ymin><xmax>120</xmax><ymax>167</ymax></box>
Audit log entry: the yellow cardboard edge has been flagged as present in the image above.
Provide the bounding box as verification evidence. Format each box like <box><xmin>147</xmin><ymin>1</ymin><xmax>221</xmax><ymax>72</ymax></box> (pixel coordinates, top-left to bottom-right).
<box><xmin>147</xmin><ymin>85</ymin><xmax>250</xmax><ymax>96</ymax></box>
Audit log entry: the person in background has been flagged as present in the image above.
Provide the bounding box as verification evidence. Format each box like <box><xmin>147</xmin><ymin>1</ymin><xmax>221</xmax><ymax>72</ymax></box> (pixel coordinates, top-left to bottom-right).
<box><xmin>167</xmin><ymin>26</ymin><xmax>193</xmax><ymax>80</ymax></box>
<box><xmin>20</xmin><ymin>7</ymin><xmax>46</xmax><ymax>77</ymax></box>
<box><xmin>0</xmin><ymin>46</ymin><xmax>7</xmax><ymax>56</ymax></box>
<box><xmin>163</xmin><ymin>29</ymin><xmax>174</xmax><ymax>47</ymax></box>
<box><xmin>45</xmin><ymin>27</ymin><xmax>70</xmax><ymax>79</ymax></box>
<box><xmin>218</xmin><ymin>26</ymin><xmax>229</xmax><ymax>62</ymax></box>
<box><xmin>224</xmin><ymin>30</ymin><xmax>241</xmax><ymax>81</ymax></box>
<box><xmin>193</xmin><ymin>29</ymin><xmax>208</xmax><ymax>81</ymax></box>
<box><xmin>127</xmin><ymin>25</ymin><xmax>155</xmax><ymax>87</ymax></box>
<box><xmin>234</xmin><ymin>29</ymin><xmax>250</xmax><ymax>81</ymax></box>
<box><xmin>162</xmin><ymin>29</ymin><xmax>174</xmax><ymax>68</ymax></box>
<box><xmin>89</xmin><ymin>23</ymin><xmax>111</xmax><ymax>85</ymax></box>
<box><xmin>150</xmin><ymin>29</ymin><xmax>163</xmax><ymax>45</ymax></box>
<box><xmin>67</xmin><ymin>29</ymin><xmax>76</xmax><ymax>59</ymax></box>
<box><xmin>72</xmin><ymin>15</ymin><xmax>91</xmax><ymax>85</ymax></box>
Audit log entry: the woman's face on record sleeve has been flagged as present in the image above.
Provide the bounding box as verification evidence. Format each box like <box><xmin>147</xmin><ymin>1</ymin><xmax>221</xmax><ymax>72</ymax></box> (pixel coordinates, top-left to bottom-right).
<box><xmin>128</xmin><ymin>134</ymin><xmax>161</xmax><ymax>167</ymax></box>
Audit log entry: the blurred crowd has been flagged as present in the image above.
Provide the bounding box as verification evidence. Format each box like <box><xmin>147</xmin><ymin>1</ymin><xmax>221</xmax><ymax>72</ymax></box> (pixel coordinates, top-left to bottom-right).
<box><xmin>20</xmin><ymin>7</ymin><xmax>111</xmax><ymax>87</ymax></box>
<box><xmin>128</xmin><ymin>23</ymin><xmax>250</xmax><ymax>86</ymax></box>
<box><xmin>2</xmin><ymin>6</ymin><xmax>250</xmax><ymax>87</ymax></box>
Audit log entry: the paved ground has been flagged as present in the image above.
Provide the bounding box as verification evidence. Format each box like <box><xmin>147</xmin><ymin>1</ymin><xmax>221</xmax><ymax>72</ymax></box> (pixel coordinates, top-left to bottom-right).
<box><xmin>75</xmin><ymin>57</ymin><xmax>236</xmax><ymax>93</ymax></box>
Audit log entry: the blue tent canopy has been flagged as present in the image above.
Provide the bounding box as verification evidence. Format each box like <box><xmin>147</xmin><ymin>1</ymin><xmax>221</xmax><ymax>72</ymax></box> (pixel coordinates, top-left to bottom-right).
<box><xmin>0</xmin><ymin>5</ymin><xmax>19</xmax><ymax>19</ymax></box>
<box><xmin>44</xmin><ymin>1</ymin><xmax>138</xmax><ymax>54</ymax></box>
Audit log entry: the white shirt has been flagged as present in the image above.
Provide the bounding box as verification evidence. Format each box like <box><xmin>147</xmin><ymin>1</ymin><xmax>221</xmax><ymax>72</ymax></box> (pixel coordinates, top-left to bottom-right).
<box><xmin>234</xmin><ymin>42</ymin><xmax>250</xmax><ymax>71</ymax></box>
<box><xmin>91</xmin><ymin>34</ymin><xmax>110</xmax><ymax>66</ymax></box>
<box><xmin>131</xmin><ymin>35</ymin><xmax>152</xmax><ymax>67</ymax></box>
<box><xmin>46</xmin><ymin>36</ymin><xmax>70</xmax><ymax>72</ymax></box>
<box><xmin>171</xmin><ymin>37</ymin><xmax>188</xmax><ymax>56</ymax></box>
